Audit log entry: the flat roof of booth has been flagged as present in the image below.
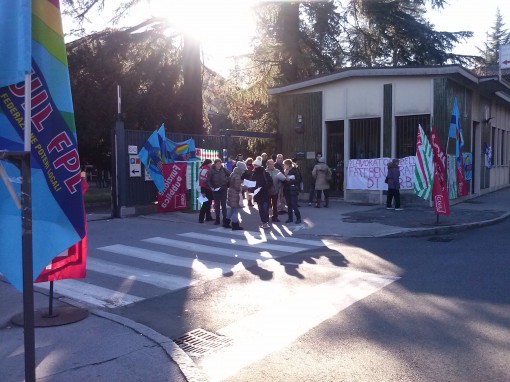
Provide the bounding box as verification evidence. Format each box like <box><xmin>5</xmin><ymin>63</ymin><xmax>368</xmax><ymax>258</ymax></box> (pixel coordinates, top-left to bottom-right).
<box><xmin>268</xmin><ymin>65</ymin><xmax>510</xmax><ymax>102</ymax></box>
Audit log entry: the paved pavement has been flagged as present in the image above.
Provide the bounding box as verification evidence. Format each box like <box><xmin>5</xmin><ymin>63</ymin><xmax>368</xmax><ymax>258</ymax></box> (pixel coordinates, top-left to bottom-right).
<box><xmin>1</xmin><ymin>187</ymin><xmax>509</xmax><ymax>381</ymax></box>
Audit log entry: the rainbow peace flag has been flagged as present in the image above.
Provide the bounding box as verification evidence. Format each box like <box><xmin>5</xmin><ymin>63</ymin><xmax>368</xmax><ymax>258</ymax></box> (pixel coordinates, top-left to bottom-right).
<box><xmin>174</xmin><ymin>143</ymin><xmax>189</xmax><ymax>154</ymax></box>
<box><xmin>165</xmin><ymin>138</ymin><xmax>196</xmax><ymax>162</ymax></box>
<box><xmin>0</xmin><ymin>0</ymin><xmax>86</xmax><ymax>291</ymax></box>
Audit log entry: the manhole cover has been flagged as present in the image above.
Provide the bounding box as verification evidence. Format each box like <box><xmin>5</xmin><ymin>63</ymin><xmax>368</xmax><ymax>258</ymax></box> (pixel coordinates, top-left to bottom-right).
<box><xmin>427</xmin><ymin>236</ymin><xmax>454</xmax><ymax>242</ymax></box>
<box><xmin>351</xmin><ymin>203</ymin><xmax>377</xmax><ymax>206</ymax></box>
<box><xmin>463</xmin><ymin>200</ymin><xmax>483</xmax><ymax>204</ymax></box>
<box><xmin>173</xmin><ymin>328</ymin><xmax>233</xmax><ymax>357</ymax></box>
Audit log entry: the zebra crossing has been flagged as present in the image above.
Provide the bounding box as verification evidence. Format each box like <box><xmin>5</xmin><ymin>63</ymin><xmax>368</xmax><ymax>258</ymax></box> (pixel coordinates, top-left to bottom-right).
<box><xmin>35</xmin><ymin>227</ymin><xmax>325</xmax><ymax>309</ymax></box>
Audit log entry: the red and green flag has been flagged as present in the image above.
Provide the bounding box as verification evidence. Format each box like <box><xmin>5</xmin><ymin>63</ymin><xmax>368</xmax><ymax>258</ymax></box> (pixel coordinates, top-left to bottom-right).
<box><xmin>413</xmin><ymin>124</ymin><xmax>434</xmax><ymax>200</ymax></box>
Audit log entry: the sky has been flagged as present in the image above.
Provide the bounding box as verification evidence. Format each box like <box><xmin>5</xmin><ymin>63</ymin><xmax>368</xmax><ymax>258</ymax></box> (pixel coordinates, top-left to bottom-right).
<box><xmin>63</xmin><ymin>0</ymin><xmax>510</xmax><ymax>77</ymax></box>
<box><xmin>427</xmin><ymin>0</ymin><xmax>509</xmax><ymax>57</ymax></box>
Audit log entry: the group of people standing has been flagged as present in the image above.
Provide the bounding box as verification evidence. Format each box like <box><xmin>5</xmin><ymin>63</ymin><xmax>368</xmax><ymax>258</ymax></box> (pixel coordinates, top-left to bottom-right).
<box><xmin>198</xmin><ymin>153</ymin><xmax>404</xmax><ymax>226</ymax></box>
<box><xmin>198</xmin><ymin>153</ymin><xmax>302</xmax><ymax>230</ymax></box>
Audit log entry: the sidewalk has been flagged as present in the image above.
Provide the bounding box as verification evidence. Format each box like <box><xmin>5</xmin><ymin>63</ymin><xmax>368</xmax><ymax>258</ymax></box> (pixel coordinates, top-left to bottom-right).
<box><xmin>144</xmin><ymin>186</ymin><xmax>510</xmax><ymax>239</ymax></box>
<box><xmin>2</xmin><ymin>187</ymin><xmax>509</xmax><ymax>382</ymax></box>
<box><xmin>0</xmin><ymin>278</ymin><xmax>199</xmax><ymax>382</ymax></box>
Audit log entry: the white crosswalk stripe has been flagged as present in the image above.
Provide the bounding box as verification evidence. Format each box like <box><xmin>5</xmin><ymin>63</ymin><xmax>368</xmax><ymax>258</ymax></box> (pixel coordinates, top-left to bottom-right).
<box><xmin>86</xmin><ymin>257</ymin><xmax>197</xmax><ymax>290</ymax></box>
<box><xmin>36</xmin><ymin>279</ymin><xmax>143</xmax><ymax>308</ymax></box>
<box><xmin>178</xmin><ymin>232</ymin><xmax>308</xmax><ymax>253</ymax></box>
<box><xmin>98</xmin><ymin>244</ymin><xmax>235</xmax><ymax>274</ymax></box>
<box><xmin>142</xmin><ymin>237</ymin><xmax>272</xmax><ymax>260</ymax></box>
<box><xmin>38</xmin><ymin>230</ymin><xmax>325</xmax><ymax>308</ymax></box>
<box><xmin>208</xmin><ymin>227</ymin><xmax>325</xmax><ymax>247</ymax></box>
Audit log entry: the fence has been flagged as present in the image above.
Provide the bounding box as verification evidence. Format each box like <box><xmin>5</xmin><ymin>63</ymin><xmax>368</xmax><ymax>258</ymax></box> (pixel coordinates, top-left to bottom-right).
<box><xmin>112</xmin><ymin>124</ymin><xmax>277</xmax><ymax>217</ymax></box>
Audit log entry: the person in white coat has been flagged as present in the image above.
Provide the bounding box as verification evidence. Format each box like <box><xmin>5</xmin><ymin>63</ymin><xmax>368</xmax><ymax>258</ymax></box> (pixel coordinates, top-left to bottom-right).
<box><xmin>312</xmin><ymin>157</ymin><xmax>332</xmax><ymax>208</ymax></box>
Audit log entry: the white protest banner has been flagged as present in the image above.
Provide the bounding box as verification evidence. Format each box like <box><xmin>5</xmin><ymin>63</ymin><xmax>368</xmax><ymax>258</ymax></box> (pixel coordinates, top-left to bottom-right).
<box><xmin>346</xmin><ymin>156</ymin><xmax>416</xmax><ymax>190</ymax></box>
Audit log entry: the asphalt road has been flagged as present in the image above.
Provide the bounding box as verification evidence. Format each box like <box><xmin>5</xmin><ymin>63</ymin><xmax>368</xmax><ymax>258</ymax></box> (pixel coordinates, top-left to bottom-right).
<box><xmin>84</xmin><ymin>217</ymin><xmax>510</xmax><ymax>381</ymax></box>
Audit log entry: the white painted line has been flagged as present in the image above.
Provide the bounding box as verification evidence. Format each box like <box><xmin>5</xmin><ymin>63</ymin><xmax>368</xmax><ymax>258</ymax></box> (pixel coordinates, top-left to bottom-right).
<box><xmin>87</xmin><ymin>257</ymin><xmax>196</xmax><ymax>291</ymax></box>
<box><xmin>143</xmin><ymin>237</ymin><xmax>278</xmax><ymax>261</ymax></box>
<box><xmin>98</xmin><ymin>244</ymin><xmax>234</xmax><ymax>274</ymax></box>
<box><xmin>179</xmin><ymin>232</ymin><xmax>307</xmax><ymax>253</ymax></box>
<box><xmin>35</xmin><ymin>279</ymin><xmax>143</xmax><ymax>308</ymax></box>
<box><xmin>198</xmin><ymin>270</ymin><xmax>399</xmax><ymax>381</ymax></box>
<box><xmin>208</xmin><ymin>227</ymin><xmax>324</xmax><ymax>247</ymax></box>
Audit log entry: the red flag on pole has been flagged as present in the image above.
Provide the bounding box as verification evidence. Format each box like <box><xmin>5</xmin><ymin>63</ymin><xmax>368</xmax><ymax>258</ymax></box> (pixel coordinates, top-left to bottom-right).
<box><xmin>430</xmin><ymin>126</ymin><xmax>450</xmax><ymax>216</ymax></box>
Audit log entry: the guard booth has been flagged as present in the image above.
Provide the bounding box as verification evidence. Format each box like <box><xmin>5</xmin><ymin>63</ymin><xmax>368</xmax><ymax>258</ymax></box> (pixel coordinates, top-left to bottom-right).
<box><xmin>111</xmin><ymin>123</ymin><xmax>278</xmax><ymax>218</ymax></box>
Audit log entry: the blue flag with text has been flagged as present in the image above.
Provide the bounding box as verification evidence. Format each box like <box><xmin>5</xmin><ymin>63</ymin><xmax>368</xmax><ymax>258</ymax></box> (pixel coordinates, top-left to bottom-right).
<box><xmin>0</xmin><ymin>0</ymin><xmax>86</xmax><ymax>291</ymax></box>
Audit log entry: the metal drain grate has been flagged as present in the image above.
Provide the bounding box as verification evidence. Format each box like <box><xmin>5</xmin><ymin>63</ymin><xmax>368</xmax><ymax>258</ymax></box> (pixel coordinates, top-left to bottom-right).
<box><xmin>173</xmin><ymin>328</ymin><xmax>233</xmax><ymax>357</ymax></box>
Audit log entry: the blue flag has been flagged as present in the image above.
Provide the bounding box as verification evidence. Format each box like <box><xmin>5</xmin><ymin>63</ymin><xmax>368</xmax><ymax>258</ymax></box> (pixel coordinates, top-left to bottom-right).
<box><xmin>0</xmin><ymin>0</ymin><xmax>86</xmax><ymax>291</ymax></box>
<box><xmin>157</xmin><ymin>125</ymin><xmax>167</xmax><ymax>163</ymax></box>
<box><xmin>138</xmin><ymin>125</ymin><xmax>166</xmax><ymax>192</ymax></box>
<box><xmin>448</xmin><ymin>97</ymin><xmax>464</xmax><ymax>158</ymax></box>
<box><xmin>0</xmin><ymin>0</ymin><xmax>31</xmax><ymax>87</ymax></box>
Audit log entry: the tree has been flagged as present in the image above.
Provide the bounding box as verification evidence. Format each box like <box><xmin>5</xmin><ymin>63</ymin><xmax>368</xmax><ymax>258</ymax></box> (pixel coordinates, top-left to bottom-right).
<box><xmin>250</xmin><ymin>1</ymin><xmax>344</xmax><ymax>86</ymax></box>
<box><xmin>63</xmin><ymin>1</ymin><xmax>205</xmax><ymax>135</ymax></box>
<box><xmin>219</xmin><ymin>1</ymin><xmax>344</xmax><ymax>142</ymax></box>
<box><xmin>67</xmin><ymin>26</ymin><xmax>184</xmax><ymax>167</ymax></box>
<box><xmin>343</xmin><ymin>0</ymin><xmax>475</xmax><ymax>67</ymax></box>
<box><xmin>182</xmin><ymin>33</ymin><xmax>204</xmax><ymax>134</ymax></box>
<box><xmin>477</xmin><ymin>8</ymin><xmax>510</xmax><ymax>66</ymax></box>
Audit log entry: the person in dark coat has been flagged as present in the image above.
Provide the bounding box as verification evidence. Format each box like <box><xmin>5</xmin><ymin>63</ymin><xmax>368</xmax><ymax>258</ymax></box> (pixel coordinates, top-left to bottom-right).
<box><xmin>386</xmin><ymin>158</ymin><xmax>402</xmax><ymax>210</ymax></box>
<box><xmin>206</xmin><ymin>158</ymin><xmax>231</xmax><ymax>225</ymax></box>
<box><xmin>198</xmin><ymin>159</ymin><xmax>214</xmax><ymax>223</ymax></box>
<box><xmin>261</xmin><ymin>153</ymin><xmax>268</xmax><ymax>168</ymax></box>
<box><xmin>283</xmin><ymin>159</ymin><xmax>302</xmax><ymax>224</ymax></box>
<box><xmin>251</xmin><ymin>157</ymin><xmax>271</xmax><ymax>229</ymax></box>
<box><xmin>244</xmin><ymin>157</ymin><xmax>255</xmax><ymax>207</ymax></box>
<box><xmin>266</xmin><ymin>159</ymin><xmax>286</xmax><ymax>222</ymax></box>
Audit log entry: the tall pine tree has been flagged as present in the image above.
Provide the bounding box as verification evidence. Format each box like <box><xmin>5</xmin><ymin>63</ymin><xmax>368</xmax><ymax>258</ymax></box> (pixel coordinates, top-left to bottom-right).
<box><xmin>477</xmin><ymin>8</ymin><xmax>510</xmax><ymax>66</ymax></box>
<box><xmin>343</xmin><ymin>0</ymin><xmax>474</xmax><ymax>66</ymax></box>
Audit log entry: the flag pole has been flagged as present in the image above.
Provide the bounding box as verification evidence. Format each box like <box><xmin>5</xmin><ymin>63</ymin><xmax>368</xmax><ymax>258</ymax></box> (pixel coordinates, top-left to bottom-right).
<box><xmin>21</xmin><ymin>71</ymin><xmax>35</xmax><ymax>382</ymax></box>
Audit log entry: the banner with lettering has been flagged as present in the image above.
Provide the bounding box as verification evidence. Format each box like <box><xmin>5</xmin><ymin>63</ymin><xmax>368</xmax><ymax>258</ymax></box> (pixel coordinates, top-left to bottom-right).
<box><xmin>346</xmin><ymin>157</ymin><xmax>416</xmax><ymax>190</ymax></box>
<box><xmin>0</xmin><ymin>0</ymin><xmax>86</xmax><ymax>291</ymax></box>
<box><xmin>157</xmin><ymin>162</ymin><xmax>187</xmax><ymax>212</ymax></box>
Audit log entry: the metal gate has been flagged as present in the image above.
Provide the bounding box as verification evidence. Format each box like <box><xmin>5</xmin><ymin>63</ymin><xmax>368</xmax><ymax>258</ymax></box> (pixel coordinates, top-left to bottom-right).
<box><xmin>111</xmin><ymin>123</ymin><xmax>277</xmax><ymax>217</ymax></box>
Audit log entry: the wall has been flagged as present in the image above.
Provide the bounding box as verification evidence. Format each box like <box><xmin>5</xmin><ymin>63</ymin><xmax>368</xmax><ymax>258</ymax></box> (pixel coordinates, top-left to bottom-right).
<box><xmin>278</xmin><ymin>92</ymin><xmax>322</xmax><ymax>193</ymax></box>
<box><xmin>489</xmin><ymin>100</ymin><xmax>510</xmax><ymax>189</ymax></box>
<box><xmin>299</xmin><ymin>77</ymin><xmax>432</xmax><ymax>121</ymax></box>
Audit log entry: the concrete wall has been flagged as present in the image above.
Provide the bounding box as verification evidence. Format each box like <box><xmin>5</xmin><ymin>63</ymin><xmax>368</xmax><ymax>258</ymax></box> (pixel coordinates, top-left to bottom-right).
<box><xmin>308</xmin><ymin>77</ymin><xmax>433</xmax><ymax>121</ymax></box>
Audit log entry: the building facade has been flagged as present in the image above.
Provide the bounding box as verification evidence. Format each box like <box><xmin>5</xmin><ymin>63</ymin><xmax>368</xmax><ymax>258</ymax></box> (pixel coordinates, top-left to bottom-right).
<box><xmin>269</xmin><ymin>65</ymin><xmax>510</xmax><ymax>203</ymax></box>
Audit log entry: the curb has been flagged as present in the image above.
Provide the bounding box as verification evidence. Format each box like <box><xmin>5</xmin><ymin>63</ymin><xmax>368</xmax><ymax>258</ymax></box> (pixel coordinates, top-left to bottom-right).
<box><xmin>367</xmin><ymin>211</ymin><xmax>510</xmax><ymax>238</ymax></box>
<box><xmin>91</xmin><ymin>309</ymin><xmax>208</xmax><ymax>382</ymax></box>
<box><xmin>139</xmin><ymin>210</ymin><xmax>510</xmax><ymax>240</ymax></box>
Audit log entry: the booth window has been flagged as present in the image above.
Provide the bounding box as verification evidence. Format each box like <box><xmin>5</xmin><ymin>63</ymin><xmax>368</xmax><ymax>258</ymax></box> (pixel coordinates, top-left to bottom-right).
<box><xmin>492</xmin><ymin>126</ymin><xmax>496</xmax><ymax>165</ymax></box>
<box><xmin>499</xmin><ymin>128</ymin><xmax>505</xmax><ymax>166</ymax></box>
<box><xmin>396</xmin><ymin>114</ymin><xmax>430</xmax><ymax>158</ymax></box>
<box><xmin>350</xmin><ymin>118</ymin><xmax>380</xmax><ymax>159</ymax></box>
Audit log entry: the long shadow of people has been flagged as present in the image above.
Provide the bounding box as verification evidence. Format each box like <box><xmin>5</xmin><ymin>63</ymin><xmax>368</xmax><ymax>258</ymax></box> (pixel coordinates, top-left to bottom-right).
<box><xmin>276</xmin><ymin>246</ymin><xmax>350</xmax><ymax>279</ymax></box>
